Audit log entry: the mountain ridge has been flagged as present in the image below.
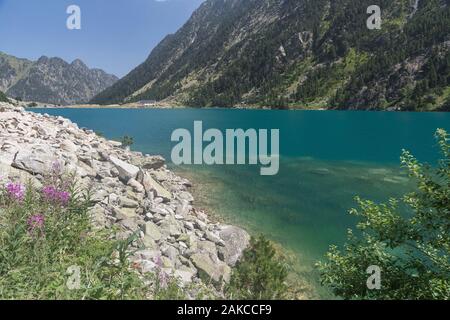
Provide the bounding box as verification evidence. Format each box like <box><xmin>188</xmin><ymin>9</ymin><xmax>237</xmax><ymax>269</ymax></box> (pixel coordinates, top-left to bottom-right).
<box><xmin>0</xmin><ymin>52</ymin><xmax>118</xmax><ymax>105</ymax></box>
<box><xmin>91</xmin><ymin>0</ymin><xmax>450</xmax><ymax>111</ymax></box>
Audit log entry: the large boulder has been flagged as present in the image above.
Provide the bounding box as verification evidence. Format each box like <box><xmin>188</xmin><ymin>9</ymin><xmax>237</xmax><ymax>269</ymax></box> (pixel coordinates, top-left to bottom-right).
<box><xmin>110</xmin><ymin>156</ymin><xmax>139</xmax><ymax>182</ymax></box>
<box><xmin>144</xmin><ymin>221</ymin><xmax>162</xmax><ymax>242</ymax></box>
<box><xmin>140</xmin><ymin>171</ymin><xmax>172</xmax><ymax>201</ymax></box>
<box><xmin>131</xmin><ymin>155</ymin><xmax>165</xmax><ymax>170</ymax></box>
<box><xmin>60</xmin><ymin>140</ymin><xmax>78</xmax><ymax>153</ymax></box>
<box><xmin>112</xmin><ymin>206</ymin><xmax>138</xmax><ymax>220</ymax></box>
<box><xmin>0</xmin><ymin>162</ymin><xmax>42</xmax><ymax>188</ymax></box>
<box><xmin>190</xmin><ymin>253</ymin><xmax>231</xmax><ymax>286</ymax></box>
<box><xmin>217</xmin><ymin>226</ymin><xmax>250</xmax><ymax>266</ymax></box>
<box><xmin>12</xmin><ymin>147</ymin><xmax>57</xmax><ymax>176</ymax></box>
<box><xmin>159</xmin><ymin>216</ymin><xmax>183</xmax><ymax>238</ymax></box>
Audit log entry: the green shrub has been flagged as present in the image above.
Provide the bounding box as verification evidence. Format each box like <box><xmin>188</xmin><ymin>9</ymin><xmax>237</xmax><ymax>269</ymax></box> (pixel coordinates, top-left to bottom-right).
<box><xmin>0</xmin><ymin>91</ymin><xmax>9</xmax><ymax>103</ymax></box>
<box><xmin>0</xmin><ymin>170</ymin><xmax>147</xmax><ymax>299</ymax></box>
<box><xmin>226</xmin><ymin>235</ymin><xmax>288</xmax><ymax>300</ymax></box>
<box><xmin>120</xmin><ymin>135</ymin><xmax>134</xmax><ymax>149</ymax></box>
<box><xmin>95</xmin><ymin>131</ymin><xmax>105</xmax><ymax>138</ymax></box>
<box><xmin>152</xmin><ymin>270</ymin><xmax>187</xmax><ymax>300</ymax></box>
<box><xmin>317</xmin><ymin>129</ymin><xmax>450</xmax><ymax>300</ymax></box>
<box><xmin>440</xmin><ymin>96</ymin><xmax>450</xmax><ymax>111</ymax></box>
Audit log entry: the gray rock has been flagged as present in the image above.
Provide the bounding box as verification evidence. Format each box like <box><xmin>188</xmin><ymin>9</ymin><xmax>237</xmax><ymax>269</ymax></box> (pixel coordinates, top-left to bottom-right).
<box><xmin>110</xmin><ymin>156</ymin><xmax>139</xmax><ymax>182</ymax></box>
<box><xmin>190</xmin><ymin>253</ymin><xmax>231</xmax><ymax>285</ymax></box>
<box><xmin>120</xmin><ymin>218</ymin><xmax>139</xmax><ymax>231</ymax></box>
<box><xmin>60</xmin><ymin>140</ymin><xmax>78</xmax><ymax>153</ymax></box>
<box><xmin>197</xmin><ymin>240</ymin><xmax>217</xmax><ymax>256</ymax></box>
<box><xmin>184</xmin><ymin>221</ymin><xmax>195</xmax><ymax>231</ymax></box>
<box><xmin>112</xmin><ymin>206</ymin><xmax>138</xmax><ymax>220</ymax></box>
<box><xmin>91</xmin><ymin>189</ymin><xmax>109</xmax><ymax>203</ymax></box>
<box><xmin>174</xmin><ymin>270</ymin><xmax>195</xmax><ymax>284</ymax></box>
<box><xmin>176</xmin><ymin>201</ymin><xmax>191</xmax><ymax>216</ymax></box>
<box><xmin>127</xmin><ymin>178</ymin><xmax>145</xmax><ymax>193</ymax></box>
<box><xmin>132</xmin><ymin>155</ymin><xmax>165</xmax><ymax>170</ymax></box>
<box><xmin>102</xmin><ymin>177</ymin><xmax>120</xmax><ymax>188</ymax></box>
<box><xmin>140</xmin><ymin>260</ymin><xmax>157</xmax><ymax>274</ymax></box>
<box><xmin>140</xmin><ymin>172</ymin><xmax>172</xmax><ymax>201</ymax></box>
<box><xmin>205</xmin><ymin>231</ymin><xmax>222</xmax><ymax>244</ymax></box>
<box><xmin>195</xmin><ymin>219</ymin><xmax>208</xmax><ymax>232</ymax></box>
<box><xmin>136</xmin><ymin>249</ymin><xmax>161</xmax><ymax>261</ymax></box>
<box><xmin>12</xmin><ymin>148</ymin><xmax>56</xmax><ymax>175</ymax></box>
<box><xmin>144</xmin><ymin>221</ymin><xmax>162</xmax><ymax>241</ymax></box>
<box><xmin>151</xmin><ymin>170</ymin><xmax>170</xmax><ymax>182</ymax></box>
<box><xmin>177</xmin><ymin>191</ymin><xmax>194</xmax><ymax>203</ymax></box>
<box><xmin>162</xmin><ymin>245</ymin><xmax>179</xmax><ymax>262</ymax></box>
<box><xmin>119</xmin><ymin>196</ymin><xmax>139</xmax><ymax>208</ymax></box>
<box><xmin>142</xmin><ymin>236</ymin><xmax>159</xmax><ymax>250</ymax></box>
<box><xmin>159</xmin><ymin>216</ymin><xmax>183</xmax><ymax>237</ymax></box>
<box><xmin>218</xmin><ymin>226</ymin><xmax>250</xmax><ymax>266</ymax></box>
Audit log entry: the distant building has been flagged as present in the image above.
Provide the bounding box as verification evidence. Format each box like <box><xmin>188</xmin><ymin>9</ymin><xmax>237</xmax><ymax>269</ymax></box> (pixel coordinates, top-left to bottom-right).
<box><xmin>137</xmin><ymin>100</ymin><xmax>157</xmax><ymax>107</ymax></box>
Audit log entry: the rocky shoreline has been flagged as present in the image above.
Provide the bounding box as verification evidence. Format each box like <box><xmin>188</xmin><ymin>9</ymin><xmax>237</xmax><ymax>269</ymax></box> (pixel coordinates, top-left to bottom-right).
<box><xmin>0</xmin><ymin>102</ymin><xmax>250</xmax><ymax>298</ymax></box>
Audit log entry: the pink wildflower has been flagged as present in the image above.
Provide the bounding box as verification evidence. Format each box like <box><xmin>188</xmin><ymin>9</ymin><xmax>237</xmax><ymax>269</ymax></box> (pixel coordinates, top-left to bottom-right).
<box><xmin>27</xmin><ymin>214</ymin><xmax>45</xmax><ymax>237</ymax></box>
<box><xmin>42</xmin><ymin>186</ymin><xmax>70</xmax><ymax>207</ymax></box>
<box><xmin>5</xmin><ymin>182</ymin><xmax>25</xmax><ymax>201</ymax></box>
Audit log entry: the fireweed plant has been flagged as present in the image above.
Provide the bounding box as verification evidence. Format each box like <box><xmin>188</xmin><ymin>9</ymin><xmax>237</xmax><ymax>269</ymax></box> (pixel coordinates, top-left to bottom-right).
<box><xmin>0</xmin><ymin>162</ymin><xmax>280</xmax><ymax>300</ymax></box>
<box><xmin>0</xmin><ymin>163</ymin><xmax>150</xmax><ymax>299</ymax></box>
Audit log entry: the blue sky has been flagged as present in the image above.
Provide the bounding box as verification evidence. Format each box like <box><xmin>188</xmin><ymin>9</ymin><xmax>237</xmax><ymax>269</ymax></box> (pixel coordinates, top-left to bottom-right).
<box><xmin>0</xmin><ymin>0</ymin><xmax>204</xmax><ymax>77</ymax></box>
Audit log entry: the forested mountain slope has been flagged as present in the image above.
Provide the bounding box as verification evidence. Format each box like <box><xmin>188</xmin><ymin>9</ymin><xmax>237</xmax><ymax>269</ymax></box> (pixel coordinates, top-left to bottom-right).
<box><xmin>92</xmin><ymin>0</ymin><xmax>450</xmax><ymax>111</ymax></box>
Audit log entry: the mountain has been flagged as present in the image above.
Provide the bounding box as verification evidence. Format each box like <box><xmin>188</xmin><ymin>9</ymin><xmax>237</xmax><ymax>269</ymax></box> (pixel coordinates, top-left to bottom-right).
<box><xmin>0</xmin><ymin>52</ymin><xmax>118</xmax><ymax>105</ymax></box>
<box><xmin>91</xmin><ymin>0</ymin><xmax>450</xmax><ymax>111</ymax></box>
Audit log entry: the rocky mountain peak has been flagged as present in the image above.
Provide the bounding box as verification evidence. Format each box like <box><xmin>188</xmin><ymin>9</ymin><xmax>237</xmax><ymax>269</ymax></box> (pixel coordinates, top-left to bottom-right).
<box><xmin>0</xmin><ymin>52</ymin><xmax>118</xmax><ymax>105</ymax></box>
<box><xmin>71</xmin><ymin>59</ymin><xmax>88</xmax><ymax>71</ymax></box>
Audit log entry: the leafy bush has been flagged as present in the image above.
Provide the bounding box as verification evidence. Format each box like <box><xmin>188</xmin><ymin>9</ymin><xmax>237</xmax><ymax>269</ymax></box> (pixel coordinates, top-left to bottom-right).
<box><xmin>317</xmin><ymin>129</ymin><xmax>450</xmax><ymax>300</ymax></box>
<box><xmin>0</xmin><ymin>166</ymin><xmax>147</xmax><ymax>299</ymax></box>
<box><xmin>120</xmin><ymin>135</ymin><xmax>134</xmax><ymax>149</ymax></box>
<box><xmin>95</xmin><ymin>131</ymin><xmax>105</xmax><ymax>138</ymax></box>
<box><xmin>440</xmin><ymin>96</ymin><xmax>450</xmax><ymax>111</ymax></box>
<box><xmin>0</xmin><ymin>91</ymin><xmax>9</xmax><ymax>103</ymax></box>
<box><xmin>226</xmin><ymin>235</ymin><xmax>288</xmax><ymax>300</ymax></box>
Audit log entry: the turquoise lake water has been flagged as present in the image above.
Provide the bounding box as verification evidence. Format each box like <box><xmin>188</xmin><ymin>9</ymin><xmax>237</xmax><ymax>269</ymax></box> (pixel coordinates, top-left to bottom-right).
<box><xmin>30</xmin><ymin>108</ymin><xmax>450</xmax><ymax>285</ymax></box>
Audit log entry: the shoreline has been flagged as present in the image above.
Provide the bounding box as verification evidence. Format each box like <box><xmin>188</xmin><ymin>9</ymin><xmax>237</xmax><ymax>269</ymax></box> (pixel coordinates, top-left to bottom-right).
<box><xmin>0</xmin><ymin>102</ymin><xmax>253</xmax><ymax>299</ymax></box>
<box><xmin>24</xmin><ymin>104</ymin><xmax>450</xmax><ymax>113</ymax></box>
<box><xmin>172</xmin><ymin>165</ymin><xmax>322</xmax><ymax>299</ymax></box>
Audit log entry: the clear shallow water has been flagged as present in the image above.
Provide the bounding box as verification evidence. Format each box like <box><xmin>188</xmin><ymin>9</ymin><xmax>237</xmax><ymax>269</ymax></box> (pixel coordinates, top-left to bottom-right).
<box><xmin>30</xmin><ymin>108</ymin><xmax>450</xmax><ymax>273</ymax></box>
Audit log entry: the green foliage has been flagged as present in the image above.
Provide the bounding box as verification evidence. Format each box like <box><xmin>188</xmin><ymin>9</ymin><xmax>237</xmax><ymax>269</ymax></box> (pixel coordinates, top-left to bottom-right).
<box><xmin>95</xmin><ymin>131</ymin><xmax>105</xmax><ymax>138</ymax></box>
<box><xmin>226</xmin><ymin>235</ymin><xmax>288</xmax><ymax>300</ymax></box>
<box><xmin>0</xmin><ymin>176</ymin><xmax>147</xmax><ymax>299</ymax></box>
<box><xmin>120</xmin><ymin>135</ymin><xmax>134</xmax><ymax>149</ymax></box>
<box><xmin>440</xmin><ymin>96</ymin><xmax>450</xmax><ymax>112</ymax></box>
<box><xmin>151</xmin><ymin>270</ymin><xmax>187</xmax><ymax>300</ymax></box>
<box><xmin>0</xmin><ymin>91</ymin><xmax>9</xmax><ymax>103</ymax></box>
<box><xmin>317</xmin><ymin>129</ymin><xmax>450</xmax><ymax>300</ymax></box>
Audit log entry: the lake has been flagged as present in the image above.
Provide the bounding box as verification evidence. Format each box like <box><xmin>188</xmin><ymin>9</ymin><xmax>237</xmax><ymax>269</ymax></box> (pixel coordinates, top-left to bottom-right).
<box><xmin>30</xmin><ymin>108</ymin><xmax>450</xmax><ymax>293</ymax></box>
